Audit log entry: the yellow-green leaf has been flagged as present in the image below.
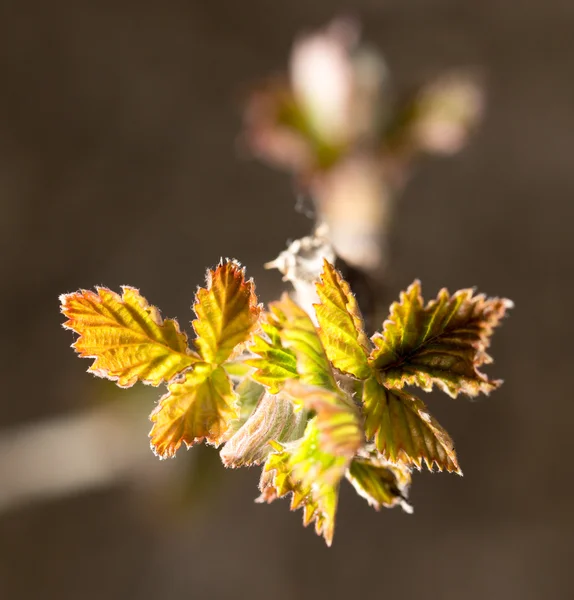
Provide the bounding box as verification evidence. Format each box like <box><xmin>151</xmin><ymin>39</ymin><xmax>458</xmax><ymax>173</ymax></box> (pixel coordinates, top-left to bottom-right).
<box><xmin>149</xmin><ymin>364</ymin><xmax>238</xmax><ymax>458</ymax></box>
<box><xmin>60</xmin><ymin>286</ymin><xmax>197</xmax><ymax>388</ymax></box>
<box><xmin>222</xmin><ymin>360</ymin><xmax>254</xmax><ymax>379</ymax></box>
<box><xmin>257</xmin><ymin>419</ymin><xmax>349</xmax><ymax>546</ymax></box>
<box><xmin>369</xmin><ymin>280</ymin><xmax>512</xmax><ymax>397</ymax></box>
<box><xmin>362</xmin><ymin>376</ymin><xmax>460</xmax><ymax>473</ymax></box>
<box><xmin>314</xmin><ymin>259</ymin><xmax>371</xmax><ymax>379</ymax></box>
<box><xmin>270</xmin><ymin>294</ymin><xmax>338</xmax><ymax>392</ymax></box>
<box><xmin>227</xmin><ymin>377</ymin><xmax>266</xmax><ymax>436</ymax></box>
<box><xmin>258</xmin><ymin>447</ymin><xmax>327</xmax><ymax>537</ymax></box>
<box><xmin>346</xmin><ymin>458</ymin><xmax>412</xmax><ymax>512</ymax></box>
<box><xmin>246</xmin><ymin>318</ymin><xmax>299</xmax><ymax>393</ymax></box>
<box><xmin>283</xmin><ymin>380</ymin><xmax>363</xmax><ymax>458</ymax></box>
<box><xmin>193</xmin><ymin>260</ymin><xmax>261</xmax><ymax>365</ymax></box>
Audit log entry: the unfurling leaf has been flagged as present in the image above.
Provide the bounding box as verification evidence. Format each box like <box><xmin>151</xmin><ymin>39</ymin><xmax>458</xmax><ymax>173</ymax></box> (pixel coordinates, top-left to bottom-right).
<box><xmin>149</xmin><ymin>364</ymin><xmax>237</xmax><ymax>458</ymax></box>
<box><xmin>362</xmin><ymin>376</ymin><xmax>460</xmax><ymax>473</ymax></box>
<box><xmin>60</xmin><ymin>287</ymin><xmax>197</xmax><ymax>387</ymax></box>
<box><xmin>257</xmin><ymin>418</ymin><xmax>352</xmax><ymax>546</ymax></box>
<box><xmin>193</xmin><ymin>260</ymin><xmax>261</xmax><ymax>365</ymax></box>
<box><xmin>227</xmin><ymin>378</ymin><xmax>266</xmax><ymax>435</ymax></box>
<box><xmin>220</xmin><ymin>392</ymin><xmax>307</xmax><ymax>468</ymax></box>
<box><xmin>369</xmin><ymin>280</ymin><xmax>512</xmax><ymax>397</ymax></box>
<box><xmin>270</xmin><ymin>294</ymin><xmax>338</xmax><ymax>392</ymax></box>
<box><xmin>283</xmin><ymin>380</ymin><xmax>362</xmax><ymax>457</ymax></box>
<box><xmin>314</xmin><ymin>259</ymin><xmax>372</xmax><ymax>379</ymax></box>
<box><xmin>346</xmin><ymin>458</ymin><xmax>412</xmax><ymax>512</ymax></box>
<box><xmin>246</xmin><ymin>318</ymin><xmax>299</xmax><ymax>393</ymax></box>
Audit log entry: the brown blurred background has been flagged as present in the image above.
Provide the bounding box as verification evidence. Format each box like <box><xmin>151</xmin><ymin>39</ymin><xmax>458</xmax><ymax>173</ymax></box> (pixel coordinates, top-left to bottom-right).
<box><xmin>1</xmin><ymin>1</ymin><xmax>573</xmax><ymax>599</ymax></box>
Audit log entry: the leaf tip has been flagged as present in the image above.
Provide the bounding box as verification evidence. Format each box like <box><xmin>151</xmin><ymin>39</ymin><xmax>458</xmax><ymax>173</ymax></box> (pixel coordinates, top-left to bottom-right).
<box><xmin>406</xmin><ymin>278</ymin><xmax>422</xmax><ymax>296</ymax></box>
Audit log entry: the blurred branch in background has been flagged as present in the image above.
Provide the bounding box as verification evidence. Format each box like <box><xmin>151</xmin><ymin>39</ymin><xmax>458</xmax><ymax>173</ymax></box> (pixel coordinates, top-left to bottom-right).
<box><xmin>0</xmin><ymin>392</ymin><xmax>222</xmax><ymax>516</ymax></box>
<box><xmin>0</xmin><ymin>400</ymin><xmax>152</xmax><ymax>513</ymax></box>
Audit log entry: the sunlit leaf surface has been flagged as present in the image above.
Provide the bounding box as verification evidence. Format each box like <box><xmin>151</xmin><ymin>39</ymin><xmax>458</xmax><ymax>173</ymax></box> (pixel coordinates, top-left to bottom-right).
<box><xmin>270</xmin><ymin>294</ymin><xmax>338</xmax><ymax>392</ymax></box>
<box><xmin>362</xmin><ymin>376</ymin><xmax>460</xmax><ymax>473</ymax></box>
<box><xmin>60</xmin><ymin>286</ymin><xmax>197</xmax><ymax>387</ymax></box>
<box><xmin>246</xmin><ymin>318</ymin><xmax>299</xmax><ymax>393</ymax></box>
<box><xmin>257</xmin><ymin>420</ymin><xmax>348</xmax><ymax>546</ymax></box>
<box><xmin>314</xmin><ymin>259</ymin><xmax>371</xmax><ymax>379</ymax></box>
<box><xmin>149</xmin><ymin>364</ymin><xmax>237</xmax><ymax>458</ymax></box>
<box><xmin>369</xmin><ymin>280</ymin><xmax>512</xmax><ymax>397</ymax></box>
<box><xmin>193</xmin><ymin>260</ymin><xmax>261</xmax><ymax>365</ymax></box>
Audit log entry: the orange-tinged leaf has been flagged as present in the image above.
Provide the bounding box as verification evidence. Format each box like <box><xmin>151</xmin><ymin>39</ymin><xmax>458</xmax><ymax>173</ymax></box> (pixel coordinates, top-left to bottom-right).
<box><xmin>314</xmin><ymin>259</ymin><xmax>371</xmax><ymax>379</ymax></box>
<box><xmin>362</xmin><ymin>376</ymin><xmax>460</xmax><ymax>473</ymax></box>
<box><xmin>149</xmin><ymin>364</ymin><xmax>238</xmax><ymax>458</ymax></box>
<box><xmin>369</xmin><ymin>280</ymin><xmax>512</xmax><ymax>397</ymax></box>
<box><xmin>283</xmin><ymin>380</ymin><xmax>362</xmax><ymax>458</ymax></box>
<box><xmin>60</xmin><ymin>286</ymin><xmax>197</xmax><ymax>388</ymax></box>
<box><xmin>193</xmin><ymin>260</ymin><xmax>261</xmax><ymax>365</ymax></box>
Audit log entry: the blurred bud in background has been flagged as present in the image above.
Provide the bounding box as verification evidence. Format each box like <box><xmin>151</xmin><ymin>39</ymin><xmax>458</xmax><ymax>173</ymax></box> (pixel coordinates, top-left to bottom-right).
<box><xmin>290</xmin><ymin>18</ymin><xmax>387</xmax><ymax>153</ymax></box>
<box><xmin>383</xmin><ymin>71</ymin><xmax>485</xmax><ymax>162</ymax></box>
<box><xmin>243</xmin><ymin>19</ymin><xmax>483</xmax><ymax>275</ymax></box>
<box><xmin>243</xmin><ymin>18</ymin><xmax>388</xmax><ymax>176</ymax></box>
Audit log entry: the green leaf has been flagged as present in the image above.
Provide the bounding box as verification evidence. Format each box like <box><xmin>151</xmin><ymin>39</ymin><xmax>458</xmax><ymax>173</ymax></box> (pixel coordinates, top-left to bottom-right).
<box><xmin>369</xmin><ymin>280</ymin><xmax>512</xmax><ymax>397</ymax></box>
<box><xmin>255</xmin><ymin>377</ymin><xmax>366</xmax><ymax>546</ymax></box>
<box><xmin>362</xmin><ymin>376</ymin><xmax>460</xmax><ymax>473</ymax></box>
<box><xmin>228</xmin><ymin>378</ymin><xmax>266</xmax><ymax>434</ymax></box>
<box><xmin>149</xmin><ymin>364</ymin><xmax>238</xmax><ymax>458</ymax></box>
<box><xmin>222</xmin><ymin>360</ymin><xmax>254</xmax><ymax>379</ymax></box>
<box><xmin>220</xmin><ymin>391</ymin><xmax>307</xmax><ymax>468</ymax></box>
<box><xmin>193</xmin><ymin>260</ymin><xmax>261</xmax><ymax>365</ymax></box>
<box><xmin>270</xmin><ymin>294</ymin><xmax>338</xmax><ymax>392</ymax></box>
<box><xmin>246</xmin><ymin>318</ymin><xmax>299</xmax><ymax>393</ymax></box>
<box><xmin>257</xmin><ymin>448</ymin><xmax>325</xmax><ymax>536</ymax></box>
<box><xmin>346</xmin><ymin>458</ymin><xmax>412</xmax><ymax>512</ymax></box>
<box><xmin>60</xmin><ymin>286</ymin><xmax>198</xmax><ymax>388</ymax></box>
<box><xmin>314</xmin><ymin>259</ymin><xmax>372</xmax><ymax>379</ymax></box>
<box><xmin>257</xmin><ymin>420</ymin><xmax>348</xmax><ymax>546</ymax></box>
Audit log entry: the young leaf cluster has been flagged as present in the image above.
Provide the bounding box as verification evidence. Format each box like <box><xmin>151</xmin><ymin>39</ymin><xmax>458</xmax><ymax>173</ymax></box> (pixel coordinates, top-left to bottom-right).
<box><xmin>60</xmin><ymin>259</ymin><xmax>511</xmax><ymax>545</ymax></box>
